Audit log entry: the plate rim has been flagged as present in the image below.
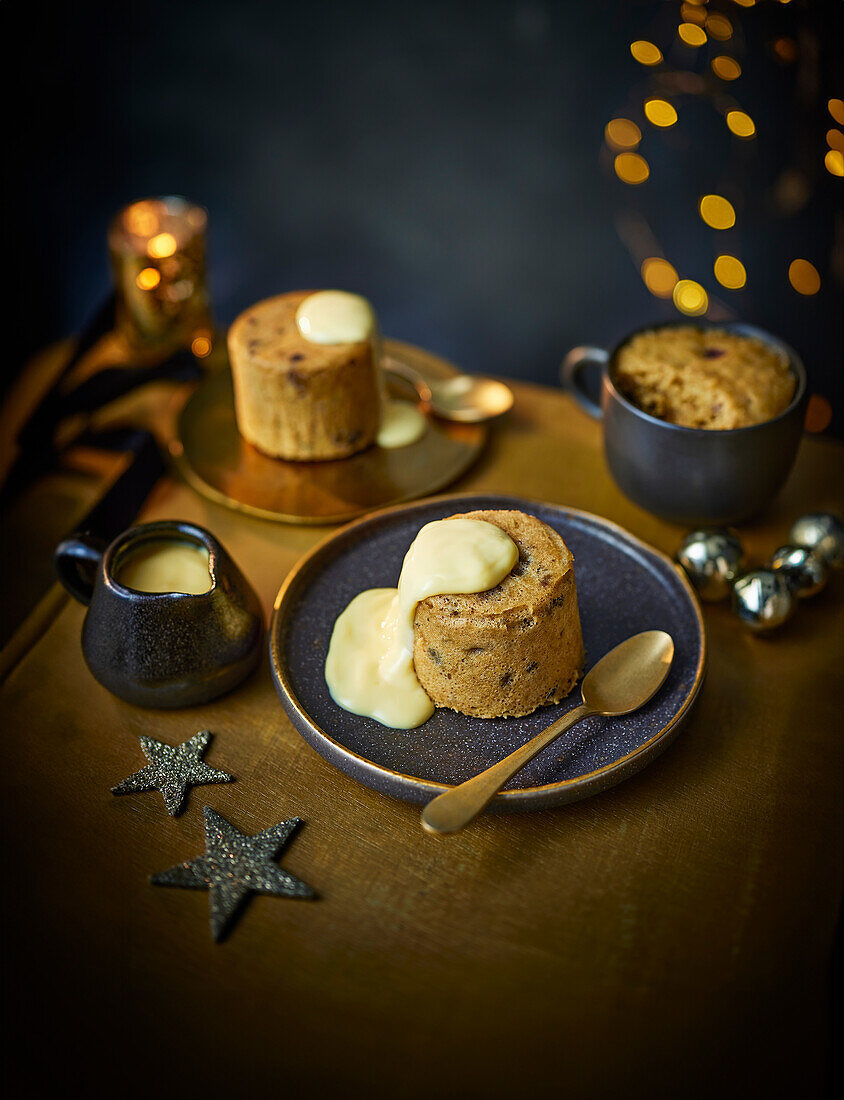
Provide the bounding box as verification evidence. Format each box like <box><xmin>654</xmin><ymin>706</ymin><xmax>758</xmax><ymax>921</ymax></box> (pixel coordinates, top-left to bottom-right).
<box><xmin>170</xmin><ymin>338</ymin><xmax>488</xmax><ymax>526</ymax></box>
<box><xmin>269</xmin><ymin>492</ymin><xmax>706</xmax><ymax>806</ymax></box>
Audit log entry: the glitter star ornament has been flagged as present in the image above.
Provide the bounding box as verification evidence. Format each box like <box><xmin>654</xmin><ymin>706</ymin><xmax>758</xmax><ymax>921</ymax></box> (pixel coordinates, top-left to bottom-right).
<box><xmin>111</xmin><ymin>730</ymin><xmax>234</xmax><ymax>816</ymax></box>
<box><xmin>151</xmin><ymin>806</ymin><xmax>316</xmax><ymax>941</ymax></box>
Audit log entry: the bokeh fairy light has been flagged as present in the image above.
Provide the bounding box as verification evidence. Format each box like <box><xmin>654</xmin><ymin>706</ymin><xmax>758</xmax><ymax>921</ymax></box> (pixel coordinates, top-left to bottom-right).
<box><xmin>605</xmin><ymin>118</ymin><xmax>642</xmax><ymax>150</ymax></box>
<box><xmin>725</xmin><ymin>110</ymin><xmax>755</xmax><ymax>138</ymax></box>
<box><xmin>677</xmin><ymin>23</ymin><xmax>707</xmax><ymax>48</ymax></box>
<box><xmin>699</xmin><ymin>194</ymin><xmax>736</xmax><ymax>230</ymax></box>
<box><xmin>711</xmin><ymin>55</ymin><xmax>741</xmax><ymax>80</ymax></box>
<box><xmin>673</xmin><ymin>279</ymin><xmax>709</xmax><ymax>316</ymax></box>
<box><xmin>630</xmin><ymin>41</ymin><xmax>663</xmax><ymax>66</ymax></box>
<box><xmin>788</xmin><ymin>259</ymin><xmax>821</xmax><ymax>296</ymax></box>
<box><xmin>681</xmin><ymin>3</ymin><xmax>707</xmax><ymax>26</ymax></box>
<box><xmin>644</xmin><ymin>99</ymin><xmax>678</xmax><ymax>128</ymax></box>
<box><xmin>604</xmin><ymin>0</ymin><xmax>836</xmax><ymax>326</ymax></box>
<box><xmin>641</xmin><ymin>258</ymin><xmax>679</xmax><ymax>298</ymax></box>
<box><xmin>614</xmin><ymin>152</ymin><xmax>650</xmax><ymax>184</ymax></box>
<box><xmin>714</xmin><ymin>255</ymin><xmax>747</xmax><ymax>290</ymax></box>
<box><xmin>705</xmin><ymin>13</ymin><xmax>733</xmax><ymax>41</ymax></box>
<box><xmin>602</xmin><ymin>0</ymin><xmax>837</xmax><ymax>428</ymax></box>
<box><xmin>772</xmin><ymin>37</ymin><xmax>797</xmax><ymax>64</ymax></box>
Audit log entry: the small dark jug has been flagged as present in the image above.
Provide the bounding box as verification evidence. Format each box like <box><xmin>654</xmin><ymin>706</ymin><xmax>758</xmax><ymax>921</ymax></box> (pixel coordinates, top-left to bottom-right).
<box><xmin>54</xmin><ymin>520</ymin><xmax>263</xmax><ymax>707</ymax></box>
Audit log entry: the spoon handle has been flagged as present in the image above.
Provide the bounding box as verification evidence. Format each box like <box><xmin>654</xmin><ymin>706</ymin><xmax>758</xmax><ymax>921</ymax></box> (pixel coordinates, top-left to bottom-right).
<box><xmin>421</xmin><ymin>702</ymin><xmax>594</xmax><ymax>834</ymax></box>
<box><xmin>381</xmin><ymin>357</ymin><xmax>433</xmax><ymax>404</ymax></box>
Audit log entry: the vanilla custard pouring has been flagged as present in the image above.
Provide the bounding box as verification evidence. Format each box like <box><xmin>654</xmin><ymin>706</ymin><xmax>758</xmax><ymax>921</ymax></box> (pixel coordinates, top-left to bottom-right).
<box><xmin>325</xmin><ymin>518</ymin><xmax>518</xmax><ymax>728</ymax></box>
<box><xmin>117</xmin><ymin>540</ymin><xmax>212</xmax><ymax>595</ymax></box>
<box><xmin>295</xmin><ymin>290</ymin><xmax>426</xmax><ymax>449</ymax></box>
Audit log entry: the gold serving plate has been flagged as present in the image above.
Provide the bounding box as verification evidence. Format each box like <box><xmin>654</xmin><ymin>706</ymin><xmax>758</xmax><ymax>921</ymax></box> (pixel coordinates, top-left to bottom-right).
<box><xmin>171</xmin><ymin>338</ymin><xmax>488</xmax><ymax>524</ymax></box>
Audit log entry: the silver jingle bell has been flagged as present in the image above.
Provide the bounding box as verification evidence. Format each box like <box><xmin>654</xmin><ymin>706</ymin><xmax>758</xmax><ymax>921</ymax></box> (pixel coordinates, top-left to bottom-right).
<box><xmin>789</xmin><ymin>513</ymin><xmax>844</xmax><ymax>569</ymax></box>
<box><xmin>769</xmin><ymin>544</ymin><xmax>828</xmax><ymax>598</ymax></box>
<box><xmin>677</xmin><ymin>528</ymin><xmax>745</xmax><ymax>601</ymax></box>
<box><xmin>731</xmin><ymin>569</ymin><xmax>795</xmax><ymax>632</ymax></box>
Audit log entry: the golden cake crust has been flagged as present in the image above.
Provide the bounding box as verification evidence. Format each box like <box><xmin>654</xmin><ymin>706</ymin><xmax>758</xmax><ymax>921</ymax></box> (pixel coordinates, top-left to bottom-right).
<box><xmin>412</xmin><ymin>510</ymin><xmax>584</xmax><ymax>718</ymax></box>
<box><xmin>614</xmin><ymin>326</ymin><xmax>795</xmax><ymax>430</ymax></box>
<box><xmin>228</xmin><ymin>291</ymin><xmax>380</xmax><ymax>460</ymax></box>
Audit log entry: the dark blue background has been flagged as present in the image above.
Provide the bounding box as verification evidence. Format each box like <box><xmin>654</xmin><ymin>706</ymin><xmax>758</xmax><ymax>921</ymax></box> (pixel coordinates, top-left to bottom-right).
<box><xmin>5</xmin><ymin>0</ymin><xmax>842</xmax><ymax>428</ymax></box>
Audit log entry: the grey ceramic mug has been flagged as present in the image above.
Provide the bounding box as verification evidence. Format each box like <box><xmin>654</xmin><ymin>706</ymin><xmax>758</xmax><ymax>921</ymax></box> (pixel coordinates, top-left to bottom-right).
<box><xmin>561</xmin><ymin>321</ymin><xmax>808</xmax><ymax>525</ymax></box>
<box><xmin>54</xmin><ymin>520</ymin><xmax>263</xmax><ymax>707</ymax></box>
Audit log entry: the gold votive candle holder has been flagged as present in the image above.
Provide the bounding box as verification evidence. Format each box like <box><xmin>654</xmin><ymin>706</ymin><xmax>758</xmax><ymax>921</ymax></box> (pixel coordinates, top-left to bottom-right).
<box><xmin>108</xmin><ymin>196</ymin><xmax>212</xmax><ymax>351</ymax></box>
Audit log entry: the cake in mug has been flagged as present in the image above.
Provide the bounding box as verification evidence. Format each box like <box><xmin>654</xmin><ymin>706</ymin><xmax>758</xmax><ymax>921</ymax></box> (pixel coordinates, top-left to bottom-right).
<box><xmin>228</xmin><ymin>290</ymin><xmax>381</xmax><ymax>460</ymax></box>
<box><xmin>414</xmin><ymin>510</ymin><xmax>584</xmax><ymax>718</ymax></box>
<box><xmin>614</xmin><ymin>326</ymin><xmax>795</xmax><ymax>431</ymax></box>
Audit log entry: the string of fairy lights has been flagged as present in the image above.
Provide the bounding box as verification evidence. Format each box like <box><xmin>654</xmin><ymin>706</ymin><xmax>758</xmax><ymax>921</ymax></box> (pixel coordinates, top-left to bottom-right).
<box><xmin>604</xmin><ymin>0</ymin><xmax>840</xmax><ymax>333</ymax></box>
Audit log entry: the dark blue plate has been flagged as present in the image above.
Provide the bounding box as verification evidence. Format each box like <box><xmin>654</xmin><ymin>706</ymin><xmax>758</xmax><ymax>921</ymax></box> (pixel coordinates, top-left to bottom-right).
<box><xmin>269</xmin><ymin>494</ymin><xmax>705</xmax><ymax>810</ymax></box>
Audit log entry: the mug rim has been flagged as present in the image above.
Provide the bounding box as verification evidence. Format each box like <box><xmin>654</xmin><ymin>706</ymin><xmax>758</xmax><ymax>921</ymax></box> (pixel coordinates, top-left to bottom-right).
<box><xmin>603</xmin><ymin>319</ymin><xmax>807</xmax><ymax>436</ymax></box>
<box><xmin>104</xmin><ymin>520</ymin><xmax>219</xmax><ymax>599</ymax></box>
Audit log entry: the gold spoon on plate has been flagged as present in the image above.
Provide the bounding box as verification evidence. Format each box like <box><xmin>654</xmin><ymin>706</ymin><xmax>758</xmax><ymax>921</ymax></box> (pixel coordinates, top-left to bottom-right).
<box><xmin>421</xmin><ymin>630</ymin><xmax>675</xmax><ymax>835</ymax></box>
<box><xmin>383</xmin><ymin>356</ymin><xmax>514</xmax><ymax>423</ymax></box>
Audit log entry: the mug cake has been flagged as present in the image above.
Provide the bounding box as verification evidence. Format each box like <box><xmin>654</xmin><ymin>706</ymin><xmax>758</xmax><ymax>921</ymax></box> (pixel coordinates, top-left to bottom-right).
<box><xmin>228</xmin><ymin>290</ymin><xmax>381</xmax><ymax>461</ymax></box>
<box><xmin>412</xmin><ymin>510</ymin><xmax>583</xmax><ymax>719</ymax></box>
<box><xmin>325</xmin><ymin>509</ymin><xmax>584</xmax><ymax>728</ymax></box>
<box><xmin>614</xmin><ymin>326</ymin><xmax>795</xmax><ymax>430</ymax></box>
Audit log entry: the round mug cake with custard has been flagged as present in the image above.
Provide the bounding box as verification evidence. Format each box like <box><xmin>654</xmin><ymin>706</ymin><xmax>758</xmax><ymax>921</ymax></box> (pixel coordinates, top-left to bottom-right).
<box><xmin>228</xmin><ymin>290</ymin><xmax>381</xmax><ymax>461</ymax></box>
<box><xmin>325</xmin><ymin>509</ymin><xmax>584</xmax><ymax>728</ymax></box>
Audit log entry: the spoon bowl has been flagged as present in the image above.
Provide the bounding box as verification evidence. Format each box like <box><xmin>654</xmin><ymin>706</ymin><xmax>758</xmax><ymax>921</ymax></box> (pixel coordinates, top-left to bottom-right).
<box><xmin>582</xmin><ymin>629</ymin><xmax>674</xmax><ymax>715</ymax></box>
<box><xmin>422</xmin><ymin>630</ymin><xmax>675</xmax><ymax>834</ymax></box>
<box><xmin>384</xmin><ymin>356</ymin><xmax>514</xmax><ymax>423</ymax></box>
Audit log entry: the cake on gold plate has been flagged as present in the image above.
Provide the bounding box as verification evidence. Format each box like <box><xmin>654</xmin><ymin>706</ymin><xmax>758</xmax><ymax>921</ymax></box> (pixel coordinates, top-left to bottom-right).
<box><xmin>413</xmin><ymin>510</ymin><xmax>584</xmax><ymax>718</ymax></box>
<box><xmin>228</xmin><ymin>290</ymin><xmax>381</xmax><ymax>461</ymax></box>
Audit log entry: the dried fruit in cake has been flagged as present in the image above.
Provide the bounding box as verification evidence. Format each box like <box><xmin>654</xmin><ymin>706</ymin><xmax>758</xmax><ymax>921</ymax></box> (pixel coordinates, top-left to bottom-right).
<box><xmin>413</xmin><ymin>510</ymin><xmax>584</xmax><ymax>718</ymax></box>
<box><xmin>227</xmin><ymin>290</ymin><xmax>380</xmax><ymax>460</ymax></box>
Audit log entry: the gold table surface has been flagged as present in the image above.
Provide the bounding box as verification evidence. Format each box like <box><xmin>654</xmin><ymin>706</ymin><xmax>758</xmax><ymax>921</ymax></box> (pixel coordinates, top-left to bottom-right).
<box><xmin>2</xmin><ymin>348</ymin><xmax>843</xmax><ymax>1098</ymax></box>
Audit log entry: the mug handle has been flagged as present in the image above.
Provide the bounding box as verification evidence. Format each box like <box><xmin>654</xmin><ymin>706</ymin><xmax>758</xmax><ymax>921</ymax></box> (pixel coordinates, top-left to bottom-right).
<box><xmin>561</xmin><ymin>346</ymin><xmax>609</xmax><ymax>420</ymax></box>
<box><xmin>54</xmin><ymin>533</ymin><xmax>107</xmax><ymax>606</ymax></box>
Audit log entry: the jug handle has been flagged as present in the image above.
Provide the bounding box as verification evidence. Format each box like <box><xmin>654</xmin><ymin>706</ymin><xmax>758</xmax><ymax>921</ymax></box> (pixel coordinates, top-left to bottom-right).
<box><xmin>54</xmin><ymin>534</ymin><xmax>107</xmax><ymax>606</ymax></box>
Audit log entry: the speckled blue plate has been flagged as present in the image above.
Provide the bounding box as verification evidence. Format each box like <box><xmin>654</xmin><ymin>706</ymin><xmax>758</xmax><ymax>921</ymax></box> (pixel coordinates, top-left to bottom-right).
<box><xmin>269</xmin><ymin>494</ymin><xmax>705</xmax><ymax>810</ymax></box>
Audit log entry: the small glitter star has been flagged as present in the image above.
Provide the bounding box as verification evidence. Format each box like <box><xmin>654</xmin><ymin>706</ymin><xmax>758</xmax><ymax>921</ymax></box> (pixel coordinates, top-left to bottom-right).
<box><xmin>111</xmin><ymin>730</ymin><xmax>234</xmax><ymax>817</ymax></box>
<box><xmin>151</xmin><ymin>806</ymin><xmax>316</xmax><ymax>940</ymax></box>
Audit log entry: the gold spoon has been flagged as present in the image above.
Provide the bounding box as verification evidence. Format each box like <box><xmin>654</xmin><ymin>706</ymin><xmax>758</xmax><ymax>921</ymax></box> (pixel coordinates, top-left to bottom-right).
<box><xmin>383</xmin><ymin>356</ymin><xmax>514</xmax><ymax>423</ymax></box>
<box><xmin>421</xmin><ymin>630</ymin><xmax>675</xmax><ymax>835</ymax></box>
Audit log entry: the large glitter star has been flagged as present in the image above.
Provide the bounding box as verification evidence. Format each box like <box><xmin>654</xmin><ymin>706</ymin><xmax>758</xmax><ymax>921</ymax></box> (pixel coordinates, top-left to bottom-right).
<box><xmin>151</xmin><ymin>806</ymin><xmax>316</xmax><ymax>940</ymax></box>
<box><xmin>111</xmin><ymin>730</ymin><xmax>234</xmax><ymax>817</ymax></box>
